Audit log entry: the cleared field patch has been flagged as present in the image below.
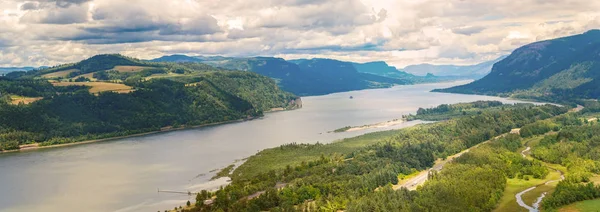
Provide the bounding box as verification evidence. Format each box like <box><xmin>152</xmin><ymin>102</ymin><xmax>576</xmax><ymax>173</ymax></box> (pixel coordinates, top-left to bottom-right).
<box><xmin>494</xmin><ymin>169</ymin><xmax>562</xmax><ymax>212</ymax></box>
<box><xmin>10</xmin><ymin>95</ymin><xmax>43</xmax><ymax>105</ymax></box>
<box><xmin>113</xmin><ymin>66</ymin><xmax>150</xmax><ymax>73</ymax></box>
<box><xmin>77</xmin><ymin>72</ymin><xmax>98</xmax><ymax>81</ymax></box>
<box><xmin>52</xmin><ymin>82</ymin><xmax>133</xmax><ymax>94</ymax></box>
<box><xmin>559</xmin><ymin>199</ymin><xmax>600</xmax><ymax>212</ymax></box>
<box><xmin>145</xmin><ymin>72</ymin><xmax>185</xmax><ymax>80</ymax></box>
<box><xmin>41</xmin><ymin>69</ymin><xmax>79</xmax><ymax>78</ymax></box>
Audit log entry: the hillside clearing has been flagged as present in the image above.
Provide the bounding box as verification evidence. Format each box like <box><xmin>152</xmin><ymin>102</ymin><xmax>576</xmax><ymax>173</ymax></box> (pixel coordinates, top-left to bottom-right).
<box><xmin>52</xmin><ymin>82</ymin><xmax>133</xmax><ymax>93</ymax></box>
<box><xmin>41</xmin><ymin>69</ymin><xmax>79</xmax><ymax>78</ymax></box>
<box><xmin>77</xmin><ymin>72</ymin><xmax>97</xmax><ymax>81</ymax></box>
<box><xmin>113</xmin><ymin>65</ymin><xmax>150</xmax><ymax>73</ymax></box>
<box><xmin>559</xmin><ymin>199</ymin><xmax>600</xmax><ymax>212</ymax></box>
<box><xmin>9</xmin><ymin>95</ymin><xmax>43</xmax><ymax>105</ymax></box>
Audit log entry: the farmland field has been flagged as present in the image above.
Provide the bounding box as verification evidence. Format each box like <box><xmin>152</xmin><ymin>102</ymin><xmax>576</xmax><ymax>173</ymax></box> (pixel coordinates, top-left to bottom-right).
<box><xmin>52</xmin><ymin>82</ymin><xmax>133</xmax><ymax>93</ymax></box>
<box><xmin>9</xmin><ymin>95</ymin><xmax>43</xmax><ymax>105</ymax></box>
<box><xmin>41</xmin><ymin>69</ymin><xmax>79</xmax><ymax>78</ymax></box>
<box><xmin>113</xmin><ymin>65</ymin><xmax>149</xmax><ymax>73</ymax></box>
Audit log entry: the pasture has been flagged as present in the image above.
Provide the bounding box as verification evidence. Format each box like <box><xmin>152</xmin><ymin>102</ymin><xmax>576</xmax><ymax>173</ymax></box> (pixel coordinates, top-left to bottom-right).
<box><xmin>52</xmin><ymin>82</ymin><xmax>133</xmax><ymax>94</ymax></box>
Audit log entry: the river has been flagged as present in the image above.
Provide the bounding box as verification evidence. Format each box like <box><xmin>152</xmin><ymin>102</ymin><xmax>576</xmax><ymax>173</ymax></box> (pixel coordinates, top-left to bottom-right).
<box><xmin>0</xmin><ymin>81</ymin><xmax>537</xmax><ymax>212</ymax></box>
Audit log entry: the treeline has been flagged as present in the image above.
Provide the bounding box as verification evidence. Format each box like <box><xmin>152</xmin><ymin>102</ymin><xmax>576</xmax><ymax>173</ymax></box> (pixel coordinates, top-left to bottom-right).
<box><xmin>543</xmin><ymin>182</ymin><xmax>600</xmax><ymax>209</ymax></box>
<box><xmin>0</xmin><ymin>77</ymin><xmax>88</xmax><ymax>98</ymax></box>
<box><xmin>185</xmin><ymin>103</ymin><xmax>565</xmax><ymax>211</ymax></box>
<box><xmin>407</xmin><ymin>100</ymin><xmax>510</xmax><ymax>121</ymax></box>
<box><xmin>0</xmin><ymin>72</ymin><xmax>296</xmax><ymax>151</ymax></box>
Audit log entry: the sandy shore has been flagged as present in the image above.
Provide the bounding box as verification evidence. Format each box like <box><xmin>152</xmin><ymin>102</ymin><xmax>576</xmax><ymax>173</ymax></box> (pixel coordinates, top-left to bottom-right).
<box><xmin>345</xmin><ymin>118</ymin><xmax>406</xmax><ymax>132</ymax></box>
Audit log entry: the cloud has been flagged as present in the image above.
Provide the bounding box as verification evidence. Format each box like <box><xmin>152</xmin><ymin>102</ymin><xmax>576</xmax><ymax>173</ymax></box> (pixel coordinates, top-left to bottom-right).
<box><xmin>20</xmin><ymin>2</ymin><xmax>40</xmax><ymax>10</ymax></box>
<box><xmin>0</xmin><ymin>0</ymin><xmax>600</xmax><ymax>68</ymax></box>
<box><xmin>452</xmin><ymin>26</ymin><xmax>486</xmax><ymax>35</ymax></box>
<box><xmin>19</xmin><ymin>2</ymin><xmax>89</xmax><ymax>24</ymax></box>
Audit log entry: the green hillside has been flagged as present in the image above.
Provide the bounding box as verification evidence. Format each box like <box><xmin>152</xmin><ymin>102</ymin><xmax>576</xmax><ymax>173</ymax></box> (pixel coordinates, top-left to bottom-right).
<box><xmin>0</xmin><ymin>55</ymin><xmax>297</xmax><ymax>150</ymax></box>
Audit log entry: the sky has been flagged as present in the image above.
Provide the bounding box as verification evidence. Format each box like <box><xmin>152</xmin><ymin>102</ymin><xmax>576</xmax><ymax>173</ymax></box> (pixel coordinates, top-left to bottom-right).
<box><xmin>0</xmin><ymin>0</ymin><xmax>599</xmax><ymax>68</ymax></box>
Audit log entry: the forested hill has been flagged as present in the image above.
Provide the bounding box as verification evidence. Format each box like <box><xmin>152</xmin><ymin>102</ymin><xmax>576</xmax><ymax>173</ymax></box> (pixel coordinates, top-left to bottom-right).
<box><xmin>151</xmin><ymin>55</ymin><xmax>454</xmax><ymax>96</ymax></box>
<box><xmin>0</xmin><ymin>54</ymin><xmax>298</xmax><ymax>151</ymax></box>
<box><xmin>435</xmin><ymin>30</ymin><xmax>600</xmax><ymax>102</ymax></box>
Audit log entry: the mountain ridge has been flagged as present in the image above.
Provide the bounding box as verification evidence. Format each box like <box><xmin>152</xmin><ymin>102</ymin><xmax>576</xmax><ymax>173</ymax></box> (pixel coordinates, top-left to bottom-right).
<box><xmin>436</xmin><ymin>30</ymin><xmax>600</xmax><ymax>102</ymax></box>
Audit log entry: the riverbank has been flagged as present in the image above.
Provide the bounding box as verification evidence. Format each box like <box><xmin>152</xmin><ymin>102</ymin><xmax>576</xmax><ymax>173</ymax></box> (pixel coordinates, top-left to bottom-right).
<box><xmin>10</xmin><ymin>118</ymin><xmax>258</xmax><ymax>153</ymax></box>
<box><xmin>0</xmin><ymin>118</ymin><xmax>254</xmax><ymax>154</ymax></box>
<box><xmin>333</xmin><ymin>118</ymin><xmax>406</xmax><ymax>133</ymax></box>
<box><xmin>1</xmin><ymin>97</ymin><xmax>305</xmax><ymax>154</ymax></box>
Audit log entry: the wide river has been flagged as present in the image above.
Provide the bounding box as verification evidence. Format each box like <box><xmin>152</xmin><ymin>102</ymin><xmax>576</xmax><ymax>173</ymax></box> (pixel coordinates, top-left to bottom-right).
<box><xmin>0</xmin><ymin>81</ymin><xmax>537</xmax><ymax>212</ymax></box>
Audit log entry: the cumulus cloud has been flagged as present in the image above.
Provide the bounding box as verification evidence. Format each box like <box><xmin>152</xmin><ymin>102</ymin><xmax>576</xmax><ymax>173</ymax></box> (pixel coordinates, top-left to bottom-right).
<box><xmin>0</xmin><ymin>0</ymin><xmax>599</xmax><ymax>67</ymax></box>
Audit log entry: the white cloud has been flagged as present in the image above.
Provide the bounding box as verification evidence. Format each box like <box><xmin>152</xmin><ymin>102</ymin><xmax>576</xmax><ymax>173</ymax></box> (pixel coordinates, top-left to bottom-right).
<box><xmin>0</xmin><ymin>0</ymin><xmax>599</xmax><ymax>67</ymax></box>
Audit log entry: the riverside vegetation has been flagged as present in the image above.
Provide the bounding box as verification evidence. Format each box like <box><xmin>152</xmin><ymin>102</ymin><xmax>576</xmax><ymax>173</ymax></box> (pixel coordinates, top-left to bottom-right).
<box><xmin>180</xmin><ymin>102</ymin><xmax>567</xmax><ymax>211</ymax></box>
<box><xmin>180</xmin><ymin>101</ymin><xmax>600</xmax><ymax>212</ymax></box>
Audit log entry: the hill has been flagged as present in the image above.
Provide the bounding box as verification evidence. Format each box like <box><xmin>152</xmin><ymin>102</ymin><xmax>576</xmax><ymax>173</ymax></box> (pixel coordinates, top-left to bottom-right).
<box><xmin>351</xmin><ymin>61</ymin><xmax>416</xmax><ymax>79</ymax></box>
<box><xmin>0</xmin><ymin>67</ymin><xmax>39</xmax><ymax>76</ymax></box>
<box><xmin>399</xmin><ymin>56</ymin><xmax>506</xmax><ymax>79</ymax></box>
<box><xmin>152</xmin><ymin>55</ymin><xmax>461</xmax><ymax>96</ymax></box>
<box><xmin>149</xmin><ymin>54</ymin><xmax>204</xmax><ymax>63</ymax></box>
<box><xmin>0</xmin><ymin>54</ymin><xmax>298</xmax><ymax>150</ymax></box>
<box><xmin>436</xmin><ymin>30</ymin><xmax>600</xmax><ymax>102</ymax></box>
<box><xmin>187</xmin><ymin>56</ymin><xmax>412</xmax><ymax>96</ymax></box>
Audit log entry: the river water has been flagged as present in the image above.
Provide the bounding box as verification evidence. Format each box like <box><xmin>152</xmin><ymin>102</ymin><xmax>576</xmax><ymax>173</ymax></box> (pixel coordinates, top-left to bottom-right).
<box><xmin>0</xmin><ymin>81</ymin><xmax>536</xmax><ymax>212</ymax></box>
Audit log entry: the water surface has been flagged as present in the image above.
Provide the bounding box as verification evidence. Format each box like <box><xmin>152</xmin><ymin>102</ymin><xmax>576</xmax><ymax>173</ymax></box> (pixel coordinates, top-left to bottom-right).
<box><xmin>0</xmin><ymin>81</ymin><xmax>537</xmax><ymax>212</ymax></box>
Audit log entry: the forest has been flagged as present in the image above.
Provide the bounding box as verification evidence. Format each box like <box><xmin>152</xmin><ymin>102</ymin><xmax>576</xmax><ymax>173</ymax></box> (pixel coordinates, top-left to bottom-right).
<box><xmin>180</xmin><ymin>102</ymin><xmax>566</xmax><ymax>211</ymax></box>
<box><xmin>0</xmin><ymin>69</ymin><xmax>297</xmax><ymax>151</ymax></box>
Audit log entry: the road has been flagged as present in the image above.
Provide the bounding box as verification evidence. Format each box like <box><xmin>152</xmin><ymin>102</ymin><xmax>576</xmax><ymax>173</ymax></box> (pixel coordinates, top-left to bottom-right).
<box><xmin>394</xmin><ymin>130</ymin><xmax>521</xmax><ymax>190</ymax></box>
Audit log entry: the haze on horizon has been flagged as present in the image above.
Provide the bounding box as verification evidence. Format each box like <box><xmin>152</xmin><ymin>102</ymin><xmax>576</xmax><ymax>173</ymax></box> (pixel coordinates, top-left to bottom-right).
<box><xmin>1</xmin><ymin>0</ymin><xmax>599</xmax><ymax>68</ymax></box>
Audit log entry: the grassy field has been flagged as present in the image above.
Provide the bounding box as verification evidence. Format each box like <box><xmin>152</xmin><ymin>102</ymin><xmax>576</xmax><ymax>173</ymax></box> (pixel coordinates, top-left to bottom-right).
<box><xmin>494</xmin><ymin>169</ymin><xmax>562</xmax><ymax>212</ymax></box>
<box><xmin>77</xmin><ymin>72</ymin><xmax>98</xmax><ymax>81</ymax></box>
<box><xmin>113</xmin><ymin>65</ymin><xmax>149</xmax><ymax>73</ymax></box>
<box><xmin>52</xmin><ymin>82</ymin><xmax>133</xmax><ymax>93</ymax></box>
<box><xmin>41</xmin><ymin>69</ymin><xmax>79</xmax><ymax>78</ymax></box>
<box><xmin>232</xmin><ymin>129</ymin><xmax>402</xmax><ymax>179</ymax></box>
<box><xmin>559</xmin><ymin>199</ymin><xmax>600</xmax><ymax>212</ymax></box>
<box><xmin>9</xmin><ymin>95</ymin><xmax>43</xmax><ymax>105</ymax></box>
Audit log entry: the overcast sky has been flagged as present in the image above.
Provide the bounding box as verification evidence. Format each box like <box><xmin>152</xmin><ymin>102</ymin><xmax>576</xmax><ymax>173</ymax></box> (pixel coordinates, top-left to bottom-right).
<box><xmin>1</xmin><ymin>0</ymin><xmax>599</xmax><ymax>68</ymax></box>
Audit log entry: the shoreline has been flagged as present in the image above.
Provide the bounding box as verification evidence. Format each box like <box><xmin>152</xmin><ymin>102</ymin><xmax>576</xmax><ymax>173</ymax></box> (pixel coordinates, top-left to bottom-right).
<box><xmin>335</xmin><ymin>118</ymin><xmax>407</xmax><ymax>133</ymax></box>
<box><xmin>1</xmin><ymin>118</ymin><xmax>252</xmax><ymax>154</ymax></box>
<box><xmin>2</xmin><ymin>97</ymin><xmax>303</xmax><ymax>154</ymax></box>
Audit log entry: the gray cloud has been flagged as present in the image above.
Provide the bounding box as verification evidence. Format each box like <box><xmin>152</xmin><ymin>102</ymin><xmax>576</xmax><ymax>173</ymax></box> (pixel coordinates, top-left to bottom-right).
<box><xmin>20</xmin><ymin>2</ymin><xmax>40</xmax><ymax>10</ymax></box>
<box><xmin>452</xmin><ymin>26</ymin><xmax>486</xmax><ymax>35</ymax></box>
<box><xmin>19</xmin><ymin>2</ymin><xmax>89</xmax><ymax>24</ymax></box>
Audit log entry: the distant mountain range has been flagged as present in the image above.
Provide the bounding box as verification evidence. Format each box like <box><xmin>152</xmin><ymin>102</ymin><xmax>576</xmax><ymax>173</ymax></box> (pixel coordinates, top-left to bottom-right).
<box><xmin>398</xmin><ymin>56</ymin><xmax>507</xmax><ymax>79</ymax></box>
<box><xmin>150</xmin><ymin>55</ymin><xmax>465</xmax><ymax>96</ymax></box>
<box><xmin>0</xmin><ymin>67</ymin><xmax>42</xmax><ymax>76</ymax></box>
<box><xmin>436</xmin><ymin>30</ymin><xmax>600</xmax><ymax>102</ymax></box>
